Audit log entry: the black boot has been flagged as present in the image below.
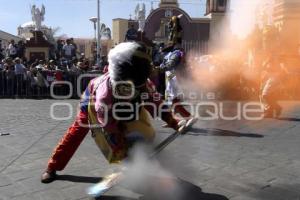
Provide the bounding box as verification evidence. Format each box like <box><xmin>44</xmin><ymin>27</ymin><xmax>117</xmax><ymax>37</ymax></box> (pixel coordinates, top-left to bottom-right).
<box><xmin>41</xmin><ymin>170</ymin><xmax>57</xmax><ymax>184</ymax></box>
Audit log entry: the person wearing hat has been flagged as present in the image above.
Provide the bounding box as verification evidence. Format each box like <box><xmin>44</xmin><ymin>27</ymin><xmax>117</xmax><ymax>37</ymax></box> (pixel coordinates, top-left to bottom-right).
<box><xmin>35</xmin><ymin>60</ymin><xmax>45</xmax><ymax>71</ymax></box>
<box><xmin>168</xmin><ymin>15</ymin><xmax>183</xmax><ymax>46</ymax></box>
<box><xmin>47</xmin><ymin>60</ymin><xmax>57</xmax><ymax>71</ymax></box>
<box><xmin>41</xmin><ymin>42</ymin><xmax>185</xmax><ymax>183</ymax></box>
<box><xmin>79</xmin><ymin>53</ymin><xmax>85</xmax><ymax>62</ymax></box>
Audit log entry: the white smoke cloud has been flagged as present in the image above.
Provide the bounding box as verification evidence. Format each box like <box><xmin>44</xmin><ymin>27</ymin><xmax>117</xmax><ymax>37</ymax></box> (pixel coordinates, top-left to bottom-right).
<box><xmin>120</xmin><ymin>143</ymin><xmax>184</xmax><ymax>200</ymax></box>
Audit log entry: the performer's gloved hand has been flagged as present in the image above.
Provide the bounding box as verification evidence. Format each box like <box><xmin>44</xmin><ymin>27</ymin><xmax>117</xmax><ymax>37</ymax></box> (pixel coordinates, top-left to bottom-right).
<box><xmin>159</xmin><ymin>63</ymin><xmax>166</xmax><ymax>70</ymax></box>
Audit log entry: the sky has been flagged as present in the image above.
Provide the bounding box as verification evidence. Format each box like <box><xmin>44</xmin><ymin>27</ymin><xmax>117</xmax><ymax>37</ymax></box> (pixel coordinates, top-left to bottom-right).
<box><xmin>0</xmin><ymin>0</ymin><xmax>207</xmax><ymax>38</ymax></box>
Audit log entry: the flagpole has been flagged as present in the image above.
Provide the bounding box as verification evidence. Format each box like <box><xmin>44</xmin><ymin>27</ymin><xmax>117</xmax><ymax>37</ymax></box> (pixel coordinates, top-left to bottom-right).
<box><xmin>97</xmin><ymin>0</ymin><xmax>101</xmax><ymax>67</ymax></box>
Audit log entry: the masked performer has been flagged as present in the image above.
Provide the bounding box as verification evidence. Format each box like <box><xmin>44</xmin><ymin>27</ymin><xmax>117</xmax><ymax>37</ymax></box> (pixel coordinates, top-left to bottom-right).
<box><xmin>159</xmin><ymin>45</ymin><xmax>196</xmax><ymax>127</ymax></box>
<box><xmin>41</xmin><ymin>42</ymin><xmax>185</xmax><ymax>183</ymax></box>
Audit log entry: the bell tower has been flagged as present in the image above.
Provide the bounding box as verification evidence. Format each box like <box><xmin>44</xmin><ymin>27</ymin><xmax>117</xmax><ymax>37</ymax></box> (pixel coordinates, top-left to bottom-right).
<box><xmin>206</xmin><ymin>0</ymin><xmax>231</xmax><ymax>52</ymax></box>
<box><xmin>159</xmin><ymin>0</ymin><xmax>179</xmax><ymax>8</ymax></box>
<box><xmin>206</xmin><ymin>0</ymin><xmax>229</xmax><ymax>15</ymax></box>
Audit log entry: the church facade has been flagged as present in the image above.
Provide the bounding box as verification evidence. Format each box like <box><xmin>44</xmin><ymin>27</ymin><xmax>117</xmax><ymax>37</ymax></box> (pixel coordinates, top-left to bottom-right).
<box><xmin>144</xmin><ymin>1</ymin><xmax>210</xmax><ymax>53</ymax></box>
<box><xmin>112</xmin><ymin>0</ymin><xmax>231</xmax><ymax>55</ymax></box>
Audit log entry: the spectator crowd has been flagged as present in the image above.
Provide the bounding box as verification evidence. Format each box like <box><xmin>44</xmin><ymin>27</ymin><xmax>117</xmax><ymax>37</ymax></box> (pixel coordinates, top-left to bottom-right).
<box><xmin>0</xmin><ymin>38</ymin><xmax>108</xmax><ymax>98</ymax></box>
<box><xmin>1</xmin><ymin>30</ymin><xmax>299</xmax><ymax>101</ymax></box>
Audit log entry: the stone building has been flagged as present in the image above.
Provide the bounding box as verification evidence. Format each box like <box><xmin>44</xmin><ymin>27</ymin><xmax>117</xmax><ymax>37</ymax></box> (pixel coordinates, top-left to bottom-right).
<box><xmin>205</xmin><ymin>0</ymin><xmax>231</xmax><ymax>51</ymax></box>
<box><xmin>144</xmin><ymin>0</ymin><xmax>210</xmax><ymax>53</ymax></box>
<box><xmin>252</xmin><ymin>0</ymin><xmax>300</xmax><ymax>69</ymax></box>
<box><xmin>0</xmin><ymin>30</ymin><xmax>22</xmax><ymax>49</ymax></box>
<box><xmin>272</xmin><ymin>0</ymin><xmax>300</xmax><ymax>56</ymax></box>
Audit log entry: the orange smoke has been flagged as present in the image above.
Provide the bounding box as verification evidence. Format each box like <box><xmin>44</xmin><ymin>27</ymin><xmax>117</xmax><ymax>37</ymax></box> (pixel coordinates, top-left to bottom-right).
<box><xmin>182</xmin><ymin>0</ymin><xmax>300</xmax><ymax>105</ymax></box>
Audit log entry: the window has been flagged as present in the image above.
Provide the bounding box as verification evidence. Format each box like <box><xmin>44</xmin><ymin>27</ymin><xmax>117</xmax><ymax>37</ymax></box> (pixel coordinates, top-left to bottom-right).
<box><xmin>165</xmin><ymin>24</ymin><xmax>170</xmax><ymax>37</ymax></box>
<box><xmin>218</xmin><ymin>0</ymin><xmax>225</xmax><ymax>7</ymax></box>
<box><xmin>217</xmin><ymin>0</ymin><xmax>226</xmax><ymax>12</ymax></box>
<box><xmin>165</xmin><ymin>9</ymin><xmax>173</xmax><ymax>17</ymax></box>
<box><xmin>206</xmin><ymin>0</ymin><xmax>211</xmax><ymax>14</ymax></box>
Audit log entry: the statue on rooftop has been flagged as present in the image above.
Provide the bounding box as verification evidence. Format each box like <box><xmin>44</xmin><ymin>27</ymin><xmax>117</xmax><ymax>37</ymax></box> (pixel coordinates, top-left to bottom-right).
<box><xmin>31</xmin><ymin>4</ymin><xmax>45</xmax><ymax>31</ymax></box>
<box><xmin>135</xmin><ymin>3</ymin><xmax>146</xmax><ymax>32</ymax></box>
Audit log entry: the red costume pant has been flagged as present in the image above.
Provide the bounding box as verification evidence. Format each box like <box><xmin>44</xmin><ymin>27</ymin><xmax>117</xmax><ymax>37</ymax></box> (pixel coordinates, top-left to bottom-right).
<box><xmin>47</xmin><ymin>111</ymin><xmax>89</xmax><ymax>171</ymax></box>
<box><xmin>172</xmin><ymin>98</ymin><xmax>191</xmax><ymax>118</ymax></box>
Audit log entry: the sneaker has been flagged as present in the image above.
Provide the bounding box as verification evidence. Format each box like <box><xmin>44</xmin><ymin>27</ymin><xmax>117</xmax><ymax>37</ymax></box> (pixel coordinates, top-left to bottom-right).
<box><xmin>178</xmin><ymin>119</ymin><xmax>187</xmax><ymax>127</ymax></box>
<box><xmin>177</xmin><ymin>125</ymin><xmax>187</xmax><ymax>135</ymax></box>
<box><xmin>177</xmin><ymin>119</ymin><xmax>187</xmax><ymax>134</ymax></box>
<box><xmin>185</xmin><ymin>117</ymin><xmax>198</xmax><ymax>128</ymax></box>
<box><xmin>163</xmin><ymin>119</ymin><xmax>186</xmax><ymax>129</ymax></box>
<box><xmin>161</xmin><ymin>123</ymin><xmax>169</xmax><ymax>128</ymax></box>
<box><xmin>41</xmin><ymin>170</ymin><xmax>57</xmax><ymax>184</ymax></box>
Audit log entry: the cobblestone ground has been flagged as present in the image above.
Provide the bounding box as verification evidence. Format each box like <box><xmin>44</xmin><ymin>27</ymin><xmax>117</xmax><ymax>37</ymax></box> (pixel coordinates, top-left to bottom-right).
<box><xmin>0</xmin><ymin>99</ymin><xmax>300</xmax><ymax>200</ymax></box>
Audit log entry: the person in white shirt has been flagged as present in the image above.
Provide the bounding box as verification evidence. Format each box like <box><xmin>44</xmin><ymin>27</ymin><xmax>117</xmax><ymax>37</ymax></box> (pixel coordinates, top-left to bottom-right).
<box><xmin>35</xmin><ymin>60</ymin><xmax>45</xmax><ymax>70</ymax></box>
<box><xmin>8</xmin><ymin>40</ymin><xmax>17</xmax><ymax>59</ymax></box>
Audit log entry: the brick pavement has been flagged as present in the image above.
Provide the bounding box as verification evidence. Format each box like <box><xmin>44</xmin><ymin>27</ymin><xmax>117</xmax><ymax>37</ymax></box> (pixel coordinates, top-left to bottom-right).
<box><xmin>0</xmin><ymin>99</ymin><xmax>300</xmax><ymax>200</ymax></box>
